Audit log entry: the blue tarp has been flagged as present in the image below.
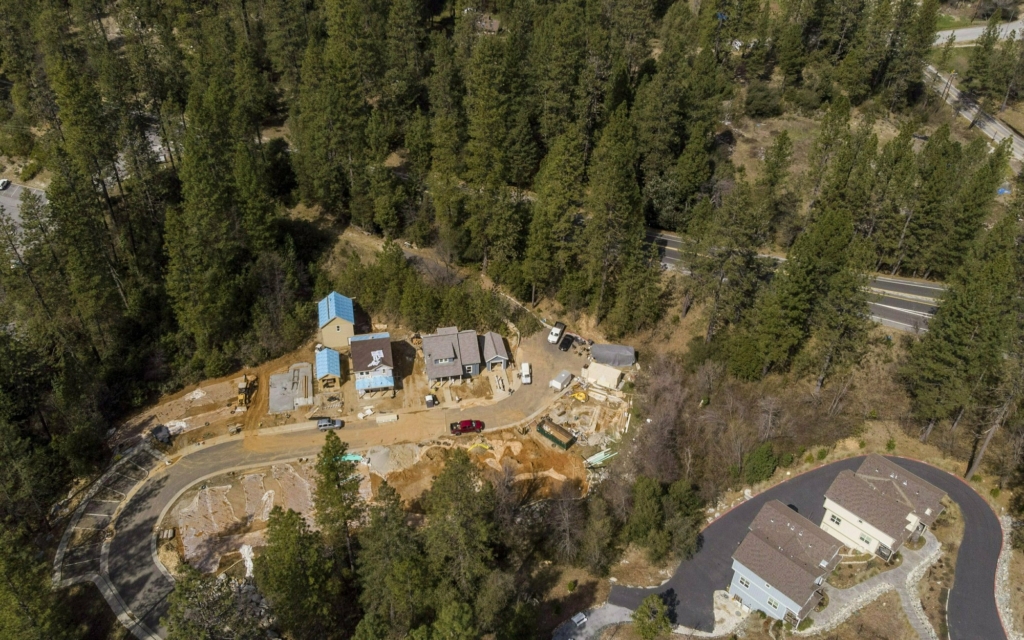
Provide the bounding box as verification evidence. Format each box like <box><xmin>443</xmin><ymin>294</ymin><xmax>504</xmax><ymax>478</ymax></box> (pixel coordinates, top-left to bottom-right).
<box><xmin>318</xmin><ymin>292</ymin><xmax>355</xmax><ymax>328</ymax></box>
<box><xmin>315</xmin><ymin>348</ymin><xmax>342</xmax><ymax>380</ymax></box>
<box><xmin>356</xmin><ymin>374</ymin><xmax>394</xmax><ymax>391</ymax></box>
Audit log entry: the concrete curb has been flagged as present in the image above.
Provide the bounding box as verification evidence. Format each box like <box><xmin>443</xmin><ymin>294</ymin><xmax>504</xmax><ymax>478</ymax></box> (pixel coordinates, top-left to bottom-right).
<box><xmin>52</xmin><ymin>442</ymin><xmax>147</xmax><ymax>585</ymax></box>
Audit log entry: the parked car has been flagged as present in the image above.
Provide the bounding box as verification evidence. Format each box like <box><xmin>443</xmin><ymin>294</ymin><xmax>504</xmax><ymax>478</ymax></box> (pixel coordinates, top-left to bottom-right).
<box><xmin>571</xmin><ymin>613</ymin><xmax>588</xmax><ymax>628</ymax></box>
<box><xmin>558</xmin><ymin>334</ymin><xmax>574</xmax><ymax>352</ymax></box>
<box><xmin>317</xmin><ymin>418</ymin><xmax>344</xmax><ymax>431</ymax></box>
<box><xmin>0</xmin><ymin>179</ymin><xmax>10</xmax><ymax>190</ymax></box>
<box><xmin>425</xmin><ymin>394</ymin><xmax>438</xmax><ymax>408</ymax></box>
<box><xmin>547</xmin><ymin>321</ymin><xmax>566</xmax><ymax>344</ymax></box>
<box><xmin>520</xmin><ymin>362</ymin><xmax>532</xmax><ymax>384</ymax></box>
<box><xmin>450</xmin><ymin>419</ymin><xmax>484</xmax><ymax>435</ymax></box>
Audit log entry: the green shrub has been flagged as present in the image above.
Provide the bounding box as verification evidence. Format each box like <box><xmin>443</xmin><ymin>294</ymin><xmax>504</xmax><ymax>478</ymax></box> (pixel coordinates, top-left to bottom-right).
<box><xmin>867</xmin><ymin>409</ymin><xmax>879</xmax><ymax>419</ymax></box>
<box><xmin>991</xmin><ymin>487</ymin><xmax>1001</xmax><ymax>498</ymax></box>
<box><xmin>745</xmin><ymin>81</ymin><xmax>783</xmax><ymax>118</ymax></box>
<box><xmin>744</xmin><ymin>443</ymin><xmax>778</xmax><ymax>484</ymax></box>
<box><xmin>885</xmin><ymin>437</ymin><xmax>896</xmax><ymax>452</ymax></box>
<box><xmin>859</xmin><ymin>439</ymin><xmax>867</xmax><ymax>449</ymax></box>
<box><xmin>805</xmin><ymin>454</ymin><xmax>815</xmax><ymax>464</ymax></box>
<box><xmin>797</xmin><ymin>617</ymin><xmax>814</xmax><ymax>631</ymax></box>
<box><xmin>567</xmin><ymin>579</ymin><xmax>577</xmax><ymax>593</ymax></box>
<box><xmin>779</xmin><ymin>452</ymin><xmax>794</xmax><ymax>467</ymax></box>
<box><xmin>19</xmin><ymin>160</ymin><xmax>40</xmax><ymax>181</ymax></box>
<box><xmin>816</xmin><ymin>448</ymin><xmax>828</xmax><ymax>460</ymax></box>
<box><xmin>971</xmin><ymin>474</ymin><xmax>983</xmax><ymax>483</ymax></box>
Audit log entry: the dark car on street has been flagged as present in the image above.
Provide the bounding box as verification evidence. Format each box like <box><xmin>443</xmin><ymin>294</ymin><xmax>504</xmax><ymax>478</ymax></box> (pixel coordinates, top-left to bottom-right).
<box><xmin>450</xmin><ymin>419</ymin><xmax>484</xmax><ymax>435</ymax></box>
<box><xmin>558</xmin><ymin>334</ymin><xmax>574</xmax><ymax>352</ymax></box>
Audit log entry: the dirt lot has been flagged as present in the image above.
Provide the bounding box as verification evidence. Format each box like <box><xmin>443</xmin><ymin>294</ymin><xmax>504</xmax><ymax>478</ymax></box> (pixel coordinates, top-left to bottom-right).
<box><xmin>387</xmin><ymin>432</ymin><xmax>589</xmax><ymax>507</ymax></box>
<box><xmin>164</xmin><ymin>460</ymin><xmax>330</xmax><ymax>573</ymax></box>
<box><xmin>608</xmin><ymin>545</ymin><xmax>679</xmax><ymax>587</ymax></box>
<box><xmin>918</xmin><ymin>499</ymin><xmax>964</xmax><ymax>638</ymax></box>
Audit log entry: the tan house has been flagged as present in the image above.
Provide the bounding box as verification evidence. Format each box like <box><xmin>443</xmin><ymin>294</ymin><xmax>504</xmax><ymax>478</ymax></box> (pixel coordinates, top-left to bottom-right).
<box><xmin>318</xmin><ymin>292</ymin><xmax>355</xmax><ymax>350</ymax></box>
<box><xmin>820</xmin><ymin>454</ymin><xmax>945</xmax><ymax>560</ymax></box>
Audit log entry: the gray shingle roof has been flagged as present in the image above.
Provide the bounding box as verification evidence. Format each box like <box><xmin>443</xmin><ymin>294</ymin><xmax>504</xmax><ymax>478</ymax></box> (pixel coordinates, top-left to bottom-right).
<box><xmin>855</xmin><ymin>454</ymin><xmax>946</xmax><ymax>526</ymax></box>
<box><xmin>480</xmin><ymin>331</ymin><xmax>509</xmax><ymax>363</ymax></box>
<box><xmin>458</xmin><ymin>330</ymin><xmax>481</xmax><ymax>366</ymax></box>
<box><xmin>733</xmin><ymin>500</ymin><xmax>842</xmax><ymax>607</ymax></box>
<box><xmin>825</xmin><ymin>470</ymin><xmax>913</xmax><ymax>542</ymax></box>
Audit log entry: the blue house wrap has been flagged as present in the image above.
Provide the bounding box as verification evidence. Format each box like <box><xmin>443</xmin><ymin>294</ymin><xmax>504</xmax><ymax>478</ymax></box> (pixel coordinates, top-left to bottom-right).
<box><xmin>315</xmin><ymin>348</ymin><xmax>342</xmax><ymax>380</ymax></box>
<box><xmin>318</xmin><ymin>292</ymin><xmax>355</xmax><ymax>328</ymax></box>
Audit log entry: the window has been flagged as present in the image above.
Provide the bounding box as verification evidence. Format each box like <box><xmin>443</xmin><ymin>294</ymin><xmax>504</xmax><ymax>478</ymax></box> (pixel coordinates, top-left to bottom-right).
<box><xmin>859</xmin><ymin>534</ymin><xmax>872</xmax><ymax>545</ymax></box>
<box><xmin>436</xmin><ymin>358</ymin><xmax>454</xmax><ymax>364</ymax></box>
<box><xmin>830</xmin><ymin>514</ymin><xmax>842</xmax><ymax>526</ymax></box>
<box><xmin>336</xmin><ymin>326</ymin><xmax>340</xmax><ymax>331</ymax></box>
<box><xmin>465</xmin><ymin>365</ymin><xmax>473</xmax><ymax>373</ymax></box>
<box><xmin>765</xmin><ymin>582</ymin><xmax>772</xmax><ymax>590</ymax></box>
<box><xmin>767</xmin><ymin>598</ymin><xmax>780</xmax><ymax>610</ymax></box>
<box><xmin>739</xmin><ymin>577</ymin><xmax>750</xmax><ymax>589</ymax></box>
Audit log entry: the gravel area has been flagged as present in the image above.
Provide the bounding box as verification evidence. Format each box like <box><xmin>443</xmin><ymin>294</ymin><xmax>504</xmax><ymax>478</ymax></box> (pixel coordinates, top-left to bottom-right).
<box><xmin>997</xmin><ymin>516</ymin><xmax>1024</xmax><ymax>640</ymax></box>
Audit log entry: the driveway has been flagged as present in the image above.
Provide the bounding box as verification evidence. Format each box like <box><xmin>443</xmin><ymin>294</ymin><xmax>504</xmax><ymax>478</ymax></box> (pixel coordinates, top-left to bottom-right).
<box><xmin>608</xmin><ymin>456</ymin><xmax>1006</xmax><ymax>640</ymax></box>
<box><xmin>104</xmin><ymin>331</ymin><xmax>583</xmax><ymax>637</ymax></box>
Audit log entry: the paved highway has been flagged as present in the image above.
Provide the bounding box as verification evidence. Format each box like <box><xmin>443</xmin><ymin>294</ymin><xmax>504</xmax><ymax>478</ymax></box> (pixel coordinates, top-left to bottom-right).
<box><xmin>924</xmin><ymin>64</ymin><xmax>1024</xmax><ymax>162</ymax></box>
<box><xmin>609</xmin><ymin>456</ymin><xmax>1008</xmax><ymax>640</ymax></box>
<box><xmin>936</xmin><ymin>19</ymin><xmax>1024</xmax><ymax>44</ymax></box>
<box><xmin>645</xmin><ymin>229</ymin><xmax>943</xmax><ymax>332</ymax></box>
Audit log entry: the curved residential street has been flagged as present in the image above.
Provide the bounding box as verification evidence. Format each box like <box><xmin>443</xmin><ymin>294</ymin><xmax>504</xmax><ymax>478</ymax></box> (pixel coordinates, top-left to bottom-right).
<box><xmin>76</xmin><ymin>332</ymin><xmax>585</xmax><ymax>638</ymax></box>
<box><xmin>608</xmin><ymin>456</ymin><xmax>1006</xmax><ymax>640</ymax></box>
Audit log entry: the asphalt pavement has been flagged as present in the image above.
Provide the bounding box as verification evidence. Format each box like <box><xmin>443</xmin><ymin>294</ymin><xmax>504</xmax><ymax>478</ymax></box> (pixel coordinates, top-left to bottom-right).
<box><xmin>936</xmin><ymin>19</ymin><xmax>1024</xmax><ymax>44</ymax></box>
<box><xmin>608</xmin><ymin>456</ymin><xmax>1007</xmax><ymax>640</ymax></box>
<box><xmin>0</xmin><ymin>182</ymin><xmax>47</xmax><ymax>231</ymax></box>
<box><xmin>644</xmin><ymin>228</ymin><xmax>943</xmax><ymax>332</ymax></box>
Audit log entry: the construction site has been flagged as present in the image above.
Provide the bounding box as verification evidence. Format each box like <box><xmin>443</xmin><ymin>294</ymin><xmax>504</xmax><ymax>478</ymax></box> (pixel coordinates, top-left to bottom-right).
<box><xmin>155</xmin><ymin>367</ymin><xmax>633</xmax><ymax>576</ymax></box>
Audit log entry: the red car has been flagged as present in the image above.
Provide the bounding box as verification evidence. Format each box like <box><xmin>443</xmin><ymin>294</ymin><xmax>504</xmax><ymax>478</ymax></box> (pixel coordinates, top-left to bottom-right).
<box><xmin>450</xmin><ymin>419</ymin><xmax>484</xmax><ymax>435</ymax></box>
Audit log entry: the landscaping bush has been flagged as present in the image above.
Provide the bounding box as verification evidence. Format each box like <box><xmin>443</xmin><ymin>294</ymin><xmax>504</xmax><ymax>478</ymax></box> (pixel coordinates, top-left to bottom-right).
<box><xmin>779</xmin><ymin>452</ymin><xmax>794</xmax><ymax>467</ymax></box>
<box><xmin>744</xmin><ymin>443</ymin><xmax>778</xmax><ymax>484</ymax></box>
<box><xmin>991</xmin><ymin>487</ymin><xmax>1001</xmax><ymax>498</ymax></box>
<box><xmin>972</xmin><ymin>474</ymin><xmax>983</xmax><ymax>483</ymax></box>
<box><xmin>859</xmin><ymin>439</ymin><xmax>867</xmax><ymax>449</ymax></box>
<box><xmin>816</xmin><ymin>448</ymin><xmax>828</xmax><ymax>460</ymax></box>
<box><xmin>886</xmin><ymin>437</ymin><xmax>896</xmax><ymax>452</ymax></box>
<box><xmin>798</xmin><ymin>617</ymin><xmax>814</xmax><ymax>631</ymax></box>
<box><xmin>805</xmin><ymin>454</ymin><xmax>815</xmax><ymax>464</ymax></box>
<box><xmin>19</xmin><ymin>160</ymin><xmax>40</xmax><ymax>181</ymax></box>
<box><xmin>567</xmin><ymin>579</ymin><xmax>577</xmax><ymax>593</ymax></box>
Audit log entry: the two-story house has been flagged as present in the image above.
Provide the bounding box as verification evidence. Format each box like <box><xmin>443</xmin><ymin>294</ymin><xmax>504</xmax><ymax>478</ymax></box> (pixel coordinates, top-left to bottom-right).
<box><xmin>422</xmin><ymin>327</ymin><xmax>482</xmax><ymax>382</ymax></box>
<box><xmin>349</xmin><ymin>333</ymin><xmax>395</xmax><ymax>393</ymax></box>
<box><xmin>317</xmin><ymin>292</ymin><xmax>356</xmax><ymax>351</ymax></box>
<box><xmin>820</xmin><ymin>454</ymin><xmax>946</xmax><ymax>560</ymax></box>
<box><xmin>729</xmin><ymin>500</ymin><xmax>843</xmax><ymax>624</ymax></box>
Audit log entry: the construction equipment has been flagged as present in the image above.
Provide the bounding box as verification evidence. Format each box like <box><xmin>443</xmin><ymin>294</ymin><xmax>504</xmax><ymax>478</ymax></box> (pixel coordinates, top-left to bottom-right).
<box><xmin>237</xmin><ymin>374</ymin><xmax>258</xmax><ymax>407</ymax></box>
<box><xmin>572</xmin><ymin>391</ymin><xmax>589</xmax><ymax>403</ymax></box>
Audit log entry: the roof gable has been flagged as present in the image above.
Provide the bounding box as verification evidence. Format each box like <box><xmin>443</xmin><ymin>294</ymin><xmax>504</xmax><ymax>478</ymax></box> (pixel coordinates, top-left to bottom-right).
<box><xmin>318</xmin><ymin>292</ymin><xmax>355</xmax><ymax>328</ymax></box>
<box><xmin>315</xmin><ymin>348</ymin><xmax>342</xmax><ymax>379</ymax></box>
<box><xmin>481</xmin><ymin>331</ymin><xmax>509</xmax><ymax>362</ymax></box>
<box><xmin>733</xmin><ymin>500</ymin><xmax>842</xmax><ymax>605</ymax></box>
<box><xmin>825</xmin><ymin>470</ymin><xmax>913</xmax><ymax>540</ymax></box>
<box><xmin>351</xmin><ymin>334</ymin><xmax>394</xmax><ymax>372</ymax></box>
<box><xmin>855</xmin><ymin>455</ymin><xmax>946</xmax><ymax>525</ymax></box>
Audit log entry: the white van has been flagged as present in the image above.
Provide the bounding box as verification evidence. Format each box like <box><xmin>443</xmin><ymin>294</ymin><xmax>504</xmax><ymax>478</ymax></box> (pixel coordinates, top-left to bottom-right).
<box><xmin>520</xmin><ymin>362</ymin><xmax>532</xmax><ymax>385</ymax></box>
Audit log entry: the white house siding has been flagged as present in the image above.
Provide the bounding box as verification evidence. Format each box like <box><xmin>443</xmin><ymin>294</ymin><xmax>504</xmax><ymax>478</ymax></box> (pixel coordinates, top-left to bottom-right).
<box><xmin>728</xmin><ymin>560</ymin><xmax>803</xmax><ymax>622</ymax></box>
<box><xmin>820</xmin><ymin>498</ymin><xmax>909</xmax><ymax>556</ymax></box>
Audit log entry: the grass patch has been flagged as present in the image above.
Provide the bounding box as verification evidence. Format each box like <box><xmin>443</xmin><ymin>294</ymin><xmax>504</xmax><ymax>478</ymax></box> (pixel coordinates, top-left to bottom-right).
<box><xmin>936</xmin><ymin>14</ymin><xmax>975</xmax><ymax>30</ymax></box>
<box><xmin>828</xmin><ymin>552</ymin><xmax>903</xmax><ymax>589</ymax></box>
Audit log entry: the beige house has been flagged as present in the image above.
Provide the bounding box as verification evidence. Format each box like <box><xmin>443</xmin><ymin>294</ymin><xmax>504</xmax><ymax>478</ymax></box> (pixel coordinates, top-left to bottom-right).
<box><xmin>318</xmin><ymin>292</ymin><xmax>355</xmax><ymax>350</ymax></box>
<box><xmin>820</xmin><ymin>455</ymin><xmax>945</xmax><ymax>560</ymax></box>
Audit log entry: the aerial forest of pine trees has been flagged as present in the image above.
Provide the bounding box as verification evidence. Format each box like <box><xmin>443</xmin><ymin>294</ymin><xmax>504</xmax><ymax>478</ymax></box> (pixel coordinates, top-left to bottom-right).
<box><xmin>3</xmin><ymin>0</ymin><xmax>1024</xmax><ymax>636</ymax></box>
